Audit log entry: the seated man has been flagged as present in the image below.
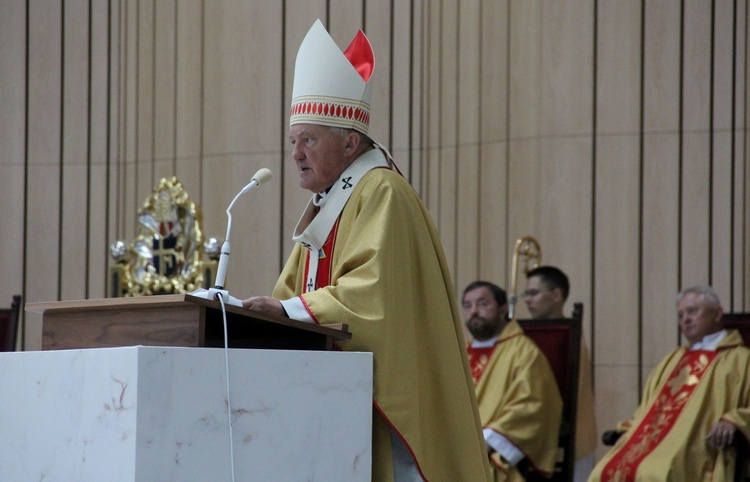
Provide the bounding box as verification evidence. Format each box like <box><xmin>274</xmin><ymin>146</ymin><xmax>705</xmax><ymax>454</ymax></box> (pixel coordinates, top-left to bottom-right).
<box><xmin>588</xmin><ymin>285</ymin><xmax>750</xmax><ymax>481</ymax></box>
<box><xmin>524</xmin><ymin>266</ymin><xmax>597</xmax><ymax>481</ymax></box>
<box><xmin>463</xmin><ymin>280</ymin><xmax>563</xmax><ymax>481</ymax></box>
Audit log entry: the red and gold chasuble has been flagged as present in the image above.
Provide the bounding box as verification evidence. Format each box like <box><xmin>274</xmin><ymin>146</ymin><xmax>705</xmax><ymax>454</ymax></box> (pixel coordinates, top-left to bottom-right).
<box><xmin>467</xmin><ymin>343</ymin><xmax>496</xmax><ymax>384</ymax></box>
<box><xmin>601</xmin><ymin>350</ymin><xmax>719</xmax><ymax>482</ymax></box>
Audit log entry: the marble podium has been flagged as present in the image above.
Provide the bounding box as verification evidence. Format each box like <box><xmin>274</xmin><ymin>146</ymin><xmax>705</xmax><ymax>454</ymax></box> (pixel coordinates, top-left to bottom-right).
<box><xmin>0</xmin><ymin>346</ymin><xmax>373</xmax><ymax>481</ymax></box>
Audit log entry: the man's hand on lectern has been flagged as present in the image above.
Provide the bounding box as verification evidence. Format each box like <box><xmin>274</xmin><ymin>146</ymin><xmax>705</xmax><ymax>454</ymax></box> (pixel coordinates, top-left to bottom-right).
<box><xmin>242</xmin><ymin>296</ymin><xmax>287</xmax><ymax>318</ymax></box>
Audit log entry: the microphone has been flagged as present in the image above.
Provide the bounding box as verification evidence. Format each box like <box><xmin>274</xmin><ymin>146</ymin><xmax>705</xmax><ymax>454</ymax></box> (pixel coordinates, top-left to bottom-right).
<box><xmin>214</xmin><ymin>168</ymin><xmax>272</xmax><ymax>290</ymax></box>
<box><xmin>190</xmin><ymin>168</ymin><xmax>272</xmax><ymax>307</ymax></box>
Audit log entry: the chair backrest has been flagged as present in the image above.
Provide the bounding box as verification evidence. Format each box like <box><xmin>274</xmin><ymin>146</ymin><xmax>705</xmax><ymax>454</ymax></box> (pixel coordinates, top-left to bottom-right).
<box><xmin>0</xmin><ymin>295</ymin><xmax>22</xmax><ymax>352</ymax></box>
<box><xmin>722</xmin><ymin>312</ymin><xmax>750</xmax><ymax>346</ymax></box>
<box><xmin>517</xmin><ymin>302</ymin><xmax>583</xmax><ymax>482</ymax></box>
<box><xmin>721</xmin><ymin>312</ymin><xmax>750</xmax><ymax>482</ymax></box>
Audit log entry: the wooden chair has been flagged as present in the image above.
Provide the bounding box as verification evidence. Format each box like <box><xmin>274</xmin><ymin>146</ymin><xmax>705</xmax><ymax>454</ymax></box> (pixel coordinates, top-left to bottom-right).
<box><xmin>722</xmin><ymin>312</ymin><xmax>750</xmax><ymax>481</ymax></box>
<box><xmin>722</xmin><ymin>312</ymin><xmax>750</xmax><ymax>346</ymax></box>
<box><xmin>602</xmin><ymin>311</ymin><xmax>750</xmax><ymax>482</ymax></box>
<box><xmin>517</xmin><ymin>302</ymin><xmax>583</xmax><ymax>482</ymax></box>
<box><xmin>0</xmin><ymin>295</ymin><xmax>22</xmax><ymax>352</ymax></box>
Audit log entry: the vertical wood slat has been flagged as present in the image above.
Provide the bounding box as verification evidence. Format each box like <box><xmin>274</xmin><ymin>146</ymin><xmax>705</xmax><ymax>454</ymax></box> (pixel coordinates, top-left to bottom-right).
<box><xmin>153</xmin><ymin>0</ymin><xmax>177</xmax><ymax>181</ymax></box>
<box><xmin>122</xmin><ymin>0</ymin><xmax>137</xmax><ymax>237</ymax></box>
<box><xmin>25</xmin><ymin>0</ymin><xmax>64</xmax><ymax>348</ymax></box>
<box><xmin>88</xmin><ymin>0</ymin><xmax>110</xmax><ymax>300</ymax></box>
<box><xmin>135</xmin><ymin>0</ymin><xmax>155</xmax><ymax>204</ymax></box>
<box><xmin>737</xmin><ymin>0</ymin><xmax>750</xmax><ymax>310</ymax></box>
<box><xmin>478</xmin><ymin>0</ymin><xmax>509</xmax><ymax>287</ymax></box>
<box><xmin>363</xmin><ymin>0</ymin><xmax>391</xmax><ymax>148</ymax></box>
<box><xmin>711</xmin><ymin>0</ymin><xmax>735</xmax><ymax>301</ymax></box>
<box><xmin>0</xmin><ymin>0</ymin><xmax>27</xmax><ymax>308</ymax></box>
<box><xmin>201</xmin><ymin>0</ymin><xmax>285</xmax><ymax>295</ymax></box>
<box><xmin>422</xmin><ymin>1</ymin><xmax>442</xmax><ymax>216</ymax></box>
<box><xmin>173</xmin><ymin>0</ymin><xmax>203</xmax><ymax>199</ymax></box>
<box><xmin>681</xmin><ymin>1</ymin><xmax>712</xmax><ymax>287</ymax></box>
<box><xmin>593</xmin><ymin>1</ymin><xmax>642</xmax><ymax>437</ymax></box>
<box><xmin>409</xmin><ymin>0</ymin><xmax>424</xmax><ymax>192</ymax></box>
<box><xmin>455</xmin><ymin>0</ymin><xmax>481</xmax><ymax>293</ymax></box>
<box><xmin>438</xmin><ymin>0</ymin><xmax>459</xmax><ymax>275</ymax></box>
<box><xmin>389</xmin><ymin>0</ymin><xmax>413</xmax><ymax>167</ymax></box>
<box><xmin>61</xmin><ymin>0</ymin><xmax>90</xmax><ymax>302</ymax></box>
<box><xmin>507</xmin><ymin>2</ymin><xmax>543</xmax><ymax>312</ymax></box>
<box><xmin>641</xmin><ymin>0</ymin><xmax>682</xmax><ymax>372</ymax></box>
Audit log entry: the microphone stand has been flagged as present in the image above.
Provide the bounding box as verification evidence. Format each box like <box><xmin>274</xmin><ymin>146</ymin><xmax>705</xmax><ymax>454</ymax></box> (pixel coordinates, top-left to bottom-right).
<box><xmin>190</xmin><ymin>168</ymin><xmax>272</xmax><ymax>307</ymax></box>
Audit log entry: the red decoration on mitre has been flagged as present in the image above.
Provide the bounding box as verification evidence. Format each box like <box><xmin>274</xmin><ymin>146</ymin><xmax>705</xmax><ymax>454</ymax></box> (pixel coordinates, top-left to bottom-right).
<box><xmin>343</xmin><ymin>30</ymin><xmax>374</xmax><ymax>82</ymax></box>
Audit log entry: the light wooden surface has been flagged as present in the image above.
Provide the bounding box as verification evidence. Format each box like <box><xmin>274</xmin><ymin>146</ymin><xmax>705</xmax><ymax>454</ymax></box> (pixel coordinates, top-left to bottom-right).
<box><xmin>29</xmin><ymin>294</ymin><xmax>350</xmax><ymax>351</ymax></box>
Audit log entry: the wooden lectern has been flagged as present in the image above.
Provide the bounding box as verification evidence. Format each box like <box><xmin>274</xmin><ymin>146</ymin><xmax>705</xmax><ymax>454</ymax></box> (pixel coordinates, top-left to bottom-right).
<box><xmin>27</xmin><ymin>294</ymin><xmax>351</xmax><ymax>351</ymax></box>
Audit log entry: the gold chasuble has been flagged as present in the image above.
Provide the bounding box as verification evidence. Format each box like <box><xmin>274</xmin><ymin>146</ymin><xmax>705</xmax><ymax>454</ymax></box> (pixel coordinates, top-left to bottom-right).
<box><xmin>589</xmin><ymin>329</ymin><xmax>750</xmax><ymax>482</ymax></box>
<box><xmin>274</xmin><ymin>151</ymin><xmax>491</xmax><ymax>482</ymax></box>
<box><xmin>469</xmin><ymin>320</ymin><xmax>563</xmax><ymax>482</ymax></box>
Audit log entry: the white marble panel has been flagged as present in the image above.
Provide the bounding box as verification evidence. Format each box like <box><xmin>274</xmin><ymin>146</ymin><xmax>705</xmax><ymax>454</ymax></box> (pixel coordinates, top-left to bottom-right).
<box><xmin>0</xmin><ymin>346</ymin><xmax>373</xmax><ymax>481</ymax></box>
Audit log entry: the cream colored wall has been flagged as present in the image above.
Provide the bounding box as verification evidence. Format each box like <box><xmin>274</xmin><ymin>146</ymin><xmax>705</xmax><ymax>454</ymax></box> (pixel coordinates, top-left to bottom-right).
<box><xmin>1</xmin><ymin>0</ymin><xmax>748</xmax><ymax>462</ymax></box>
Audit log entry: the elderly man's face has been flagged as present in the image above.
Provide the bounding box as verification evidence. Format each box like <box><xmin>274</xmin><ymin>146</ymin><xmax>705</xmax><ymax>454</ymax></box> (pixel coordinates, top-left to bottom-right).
<box><xmin>678</xmin><ymin>292</ymin><xmax>723</xmax><ymax>345</ymax></box>
<box><xmin>462</xmin><ymin>286</ymin><xmax>507</xmax><ymax>341</ymax></box>
<box><xmin>289</xmin><ymin>124</ymin><xmax>352</xmax><ymax>193</ymax></box>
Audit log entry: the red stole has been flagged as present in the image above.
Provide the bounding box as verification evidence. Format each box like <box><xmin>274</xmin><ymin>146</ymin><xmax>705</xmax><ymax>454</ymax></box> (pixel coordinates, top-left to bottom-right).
<box><xmin>303</xmin><ymin>216</ymin><xmax>341</xmax><ymax>290</ymax></box>
<box><xmin>467</xmin><ymin>343</ymin><xmax>497</xmax><ymax>384</ymax></box>
<box><xmin>601</xmin><ymin>350</ymin><xmax>718</xmax><ymax>481</ymax></box>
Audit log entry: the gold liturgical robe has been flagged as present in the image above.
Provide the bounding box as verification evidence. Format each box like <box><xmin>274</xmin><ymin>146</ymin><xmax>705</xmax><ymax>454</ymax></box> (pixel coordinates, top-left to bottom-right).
<box><xmin>274</xmin><ymin>160</ymin><xmax>491</xmax><ymax>482</ymax></box>
<box><xmin>589</xmin><ymin>329</ymin><xmax>750</xmax><ymax>482</ymax></box>
<box><xmin>473</xmin><ymin>320</ymin><xmax>563</xmax><ymax>481</ymax></box>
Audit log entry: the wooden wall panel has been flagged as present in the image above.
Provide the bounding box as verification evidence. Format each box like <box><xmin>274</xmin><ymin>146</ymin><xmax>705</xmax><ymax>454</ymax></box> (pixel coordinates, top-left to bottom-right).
<box><xmin>121</xmin><ymin>0</ymin><xmax>137</xmax><ymax>237</ymax></box>
<box><xmin>88</xmin><ymin>0</ymin><xmax>110</xmax><ymax>300</ymax></box>
<box><xmin>508</xmin><ymin>0</ymin><xmax>594</xmax><ymax>321</ymax></box>
<box><xmin>202</xmin><ymin>0</ymin><xmax>284</xmax><ymax>296</ymax></box>
<box><xmin>537</xmin><ymin>138</ymin><xmax>593</xmax><ymax>314</ymax></box>
<box><xmin>173</xmin><ymin>0</ymin><xmax>204</xmax><ymax>198</ymax></box>
<box><xmin>537</xmin><ymin>0</ymin><xmax>593</xmax><ymax>326</ymax></box>
<box><xmin>329</xmin><ymin>1</ymin><xmax>363</xmax><ymax>43</ymax></box>
<box><xmin>455</xmin><ymin>0</ymin><xmax>481</xmax><ymax>293</ymax></box>
<box><xmin>539</xmin><ymin>0</ymin><xmax>593</xmax><ymax>138</ymax></box>
<box><xmin>641</xmin><ymin>0</ymin><xmax>682</xmax><ymax>373</ymax></box>
<box><xmin>478</xmin><ymin>0</ymin><xmax>509</xmax><ymax>287</ymax></box>
<box><xmin>438</xmin><ymin>0</ymin><xmax>459</xmax><ymax>273</ymax></box>
<box><xmin>153</xmin><ymin>0</ymin><xmax>177</xmax><ymax>181</ymax></box>
<box><xmin>681</xmin><ymin>1</ymin><xmax>712</xmax><ymax>287</ymax></box>
<box><xmin>25</xmin><ymin>0</ymin><xmax>63</xmax><ymax>349</ymax></box>
<box><xmin>408</xmin><ymin>0</ymin><xmax>424</xmax><ymax>189</ymax></box>
<box><xmin>711</xmin><ymin>0</ymin><xmax>736</xmax><ymax>301</ymax></box>
<box><xmin>1</xmin><ymin>0</ymin><xmax>749</xmax><ymax>461</ymax></box>
<box><xmin>507</xmin><ymin>2</ymin><xmax>543</xmax><ymax>309</ymax></box>
<box><xmin>135</xmin><ymin>0</ymin><xmax>155</xmax><ymax>204</ymax></box>
<box><xmin>108</xmin><ymin>2</ymin><xmax>122</xmax><ymax>285</ymax></box>
<box><xmin>593</xmin><ymin>1</ymin><xmax>642</xmax><ymax>440</ymax></box>
<box><xmin>732</xmin><ymin>1</ymin><xmax>748</xmax><ymax>310</ymax></box>
<box><xmin>390</xmin><ymin>0</ymin><xmax>415</xmax><ymax>168</ymax></box>
<box><xmin>422</xmin><ymin>1</ymin><xmax>441</xmax><ymax>213</ymax></box>
<box><xmin>61</xmin><ymin>0</ymin><xmax>91</xmax><ymax>302</ymax></box>
<box><xmin>364</xmin><ymin>0</ymin><xmax>391</xmax><ymax>148</ymax></box>
<box><xmin>0</xmin><ymin>0</ymin><xmax>27</xmax><ymax>309</ymax></box>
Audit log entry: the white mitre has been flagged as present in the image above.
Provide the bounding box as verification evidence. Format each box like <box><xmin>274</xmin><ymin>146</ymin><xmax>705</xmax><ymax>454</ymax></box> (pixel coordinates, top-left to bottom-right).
<box><xmin>290</xmin><ymin>19</ymin><xmax>375</xmax><ymax>136</ymax></box>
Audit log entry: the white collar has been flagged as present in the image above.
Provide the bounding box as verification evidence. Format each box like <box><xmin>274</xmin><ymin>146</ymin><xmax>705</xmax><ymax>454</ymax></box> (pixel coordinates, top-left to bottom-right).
<box><xmin>470</xmin><ymin>336</ymin><xmax>499</xmax><ymax>348</ymax></box>
<box><xmin>689</xmin><ymin>329</ymin><xmax>728</xmax><ymax>351</ymax></box>
<box><xmin>312</xmin><ymin>188</ymin><xmax>330</xmax><ymax>207</ymax></box>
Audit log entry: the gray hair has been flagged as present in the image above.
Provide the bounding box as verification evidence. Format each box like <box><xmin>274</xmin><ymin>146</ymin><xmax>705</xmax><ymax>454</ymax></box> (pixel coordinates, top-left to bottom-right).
<box><xmin>677</xmin><ymin>285</ymin><xmax>722</xmax><ymax>308</ymax></box>
<box><xmin>329</xmin><ymin>127</ymin><xmax>374</xmax><ymax>149</ymax></box>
